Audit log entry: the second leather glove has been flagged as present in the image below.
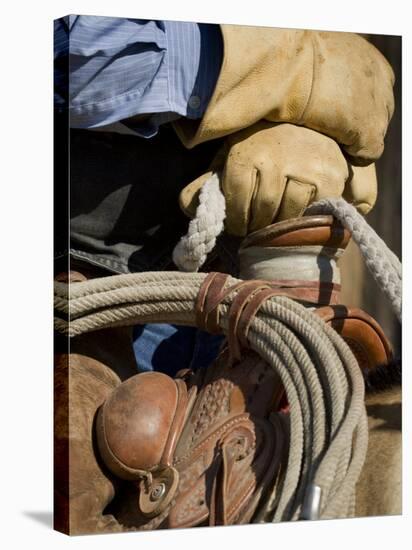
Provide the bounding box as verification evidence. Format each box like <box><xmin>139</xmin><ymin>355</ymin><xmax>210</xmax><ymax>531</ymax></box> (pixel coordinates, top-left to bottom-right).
<box><xmin>174</xmin><ymin>28</ymin><xmax>395</xmax><ymax>165</ymax></box>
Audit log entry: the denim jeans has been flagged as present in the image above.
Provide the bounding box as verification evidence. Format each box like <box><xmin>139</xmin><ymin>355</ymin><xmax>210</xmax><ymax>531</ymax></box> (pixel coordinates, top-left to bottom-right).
<box><xmin>132</xmin><ymin>323</ymin><xmax>225</xmax><ymax>376</ymax></box>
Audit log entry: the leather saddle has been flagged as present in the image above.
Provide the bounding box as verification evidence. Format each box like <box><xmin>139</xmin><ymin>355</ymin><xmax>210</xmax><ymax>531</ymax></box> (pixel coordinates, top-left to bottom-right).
<box><xmin>96</xmin><ymin>347</ymin><xmax>286</xmax><ymax>528</ymax></box>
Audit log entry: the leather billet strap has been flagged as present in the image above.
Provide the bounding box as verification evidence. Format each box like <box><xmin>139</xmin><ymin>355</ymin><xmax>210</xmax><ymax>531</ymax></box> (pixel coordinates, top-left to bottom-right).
<box><xmin>228</xmin><ymin>283</ymin><xmax>272</xmax><ymax>361</ymax></box>
<box><xmin>195</xmin><ymin>272</ymin><xmax>232</xmax><ymax>333</ymax></box>
<box><xmin>196</xmin><ymin>272</ymin><xmax>340</xmax><ymax>334</ymax></box>
<box><xmin>196</xmin><ymin>272</ymin><xmax>316</xmax><ymax>363</ymax></box>
<box><xmin>195</xmin><ymin>273</ymin><xmax>393</xmax><ymax>368</ymax></box>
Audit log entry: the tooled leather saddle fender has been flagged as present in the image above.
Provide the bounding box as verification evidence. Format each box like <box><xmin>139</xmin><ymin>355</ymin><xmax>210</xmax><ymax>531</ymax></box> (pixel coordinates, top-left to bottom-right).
<box><xmin>95</xmin><ymin>215</ymin><xmax>393</xmax><ymax>529</ymax></box>
<box><xmin>97</xmin><ymin>348</ymin><xmax>285</xmax><ymax>528</ymax></box>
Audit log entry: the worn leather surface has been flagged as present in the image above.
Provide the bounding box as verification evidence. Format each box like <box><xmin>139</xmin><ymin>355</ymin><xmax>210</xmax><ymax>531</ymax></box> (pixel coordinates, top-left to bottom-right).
<box><xmin>97</xmin><ymin>347</ymin><xmax>285</xmax><ymax>529</ymax></box>
<box><xmin>174</xmin><ymin>27</ymin><xmax>394</xmax><ymax>165</ymax></box>
<box><xmin>179</xmin><ymin>123</ymin><xmax>378</xmax><ymax>236</ymax></box>
<box><xmin>170</xmin><ymin>349</ymin><xmax>285</xmax><ymax>527</ymax></box>
<box><xmin>241</xmin><ymin>215</ymin><xmax>342</xmax><ymax>248</ymax></box>
<box><xmin>315</xmin><ymin>305</ymin><xmax>393</xmax><ymax>370</ymax></box>
<box><xmin>246</xmin><ymin>225</ymin><xmax>351</xmax><ymax>249</ymax></box>
<box><xmin>96</xmin><ymin>372</ymin><xmax>188</xmax><ymax>479</ymax></box>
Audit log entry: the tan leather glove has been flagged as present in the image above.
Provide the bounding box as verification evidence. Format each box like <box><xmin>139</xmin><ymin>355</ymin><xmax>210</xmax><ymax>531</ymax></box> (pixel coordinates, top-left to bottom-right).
<box><xmin>179</xmin><ymin>122</ymin><xmax>377</xmax><ymax>236</ymax></box>
<box><xmin>174</xmin><ymin>27</ymin><xmax>395</xmax><ymax>165</ymax></box>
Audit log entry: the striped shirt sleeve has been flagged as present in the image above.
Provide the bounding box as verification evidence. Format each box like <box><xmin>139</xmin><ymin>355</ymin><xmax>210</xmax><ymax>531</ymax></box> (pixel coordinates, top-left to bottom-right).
<box><xmin>54</xmin><ymin>15</ymin><xmax>223</xmax><ymax>137</ymax></box>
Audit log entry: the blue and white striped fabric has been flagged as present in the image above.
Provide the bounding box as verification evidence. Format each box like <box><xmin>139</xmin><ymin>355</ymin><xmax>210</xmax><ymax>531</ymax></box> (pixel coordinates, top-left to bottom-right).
<box><xmin>54</xmin><ymin>16</ymin><xmax>222</xmax><ymax>137</ymax></box>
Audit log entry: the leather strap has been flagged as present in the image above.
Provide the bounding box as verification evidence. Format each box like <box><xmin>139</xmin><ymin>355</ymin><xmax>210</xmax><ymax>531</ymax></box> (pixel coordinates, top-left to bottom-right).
<box><xmin>195</xmin><ymin>272</ymin><xmax>231</xmax><ymax>333</ymax></box>
<box><xmin>228</xmin><ymin>282</ymin><xmax>271</xmax><ymax>362</ymax></box>
<box><xmin>240</xmin><ymin>215</ymin><xmax>339</xmax><ymax>249</ymax></box>
<box><xmin>244</xmin><ymin>225</ymin><xmax>351</xmax><ymax>249</ymax></box>
<box><xmin>315</xmin><ymin>305</ymin><xmax>393</xmax><ymax>368</ymax></box>
<box><xmin>160</xmin><ymin>378</ymin><xmax>190</xmax><ymax>466</ymax></box>
<box><xmin>196</xmin><ymin>273</ymin><xmax>314</xmax><ymax>364</ymax></box>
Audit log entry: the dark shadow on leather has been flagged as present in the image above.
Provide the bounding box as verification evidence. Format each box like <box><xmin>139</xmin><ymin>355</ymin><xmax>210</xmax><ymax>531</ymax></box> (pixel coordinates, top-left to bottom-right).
<box><xmin>316</xmin><ymin>222</ymin><xmax>346</xmax><ymax>304</ymax></box>
<box><xmin>22</xmin><ymin>511</ymin><xmax>53</xmax><ymax>529</ymax></box>
<box><xmin>324</xmin><ymin>305</ymin><xmax>349</xmax><ymax>332</ymax></box>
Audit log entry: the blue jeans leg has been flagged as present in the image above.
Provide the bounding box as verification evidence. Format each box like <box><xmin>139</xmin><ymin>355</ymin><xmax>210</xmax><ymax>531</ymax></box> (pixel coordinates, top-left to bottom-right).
<box><xmin>132</xmin><ymin>323</ymin><xmax>225</xmax><ymax>377</ymax></box>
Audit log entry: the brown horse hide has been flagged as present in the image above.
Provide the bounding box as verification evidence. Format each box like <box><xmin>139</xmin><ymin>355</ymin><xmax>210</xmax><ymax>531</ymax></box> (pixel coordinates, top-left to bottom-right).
<box><xmin>54</xmin><ymin>326</ymin><xmax>139</xmax><ymax>534</ymax></box>
<box><xmin>54</xmin><ymin>268</ymin><xmax>139</xmax><ymax>533</ymax></box>
<box><xmin>356</xmin><ymin>384</ymin><xmax>402</xmax><ymax>517</ymax></box>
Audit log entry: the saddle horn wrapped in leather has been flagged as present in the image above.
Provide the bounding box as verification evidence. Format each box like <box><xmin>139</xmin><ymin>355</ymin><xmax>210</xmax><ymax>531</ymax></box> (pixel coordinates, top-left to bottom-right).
<box><xmin>96</xmin><ymin>348</ymin><xmax>286</xmax><ymax>529</ymax></box>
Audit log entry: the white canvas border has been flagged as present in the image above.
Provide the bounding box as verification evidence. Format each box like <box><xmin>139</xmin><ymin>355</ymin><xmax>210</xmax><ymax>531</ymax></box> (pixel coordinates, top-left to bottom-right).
<box><xmin>0</xmin><ymin>1</ymin><xmax>409</xmax><ymax>548</ymax></box>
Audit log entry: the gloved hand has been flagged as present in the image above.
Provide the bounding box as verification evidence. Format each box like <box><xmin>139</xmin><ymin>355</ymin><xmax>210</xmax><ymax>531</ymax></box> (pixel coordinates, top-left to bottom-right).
<box><xmin>179</xmin><ymin>122</ymin><xmax>377</xmax><ymax>236</ymax></box>
<box><xmin>174</xmin><ymin>27</ymin><xmax>395</xmax><ymax>165</ymax></box>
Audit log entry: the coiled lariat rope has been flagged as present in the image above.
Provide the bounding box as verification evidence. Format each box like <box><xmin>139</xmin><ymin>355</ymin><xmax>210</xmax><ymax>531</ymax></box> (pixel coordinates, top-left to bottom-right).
<box><xmin>54</xmin><ymin>271</ymin><xmax>368</xmax><ymax>521</ymax></box>
<box><xmin>172</xmin><ymin>175</ymin><xmax>401</xmax><ymax>322</ymax></box>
